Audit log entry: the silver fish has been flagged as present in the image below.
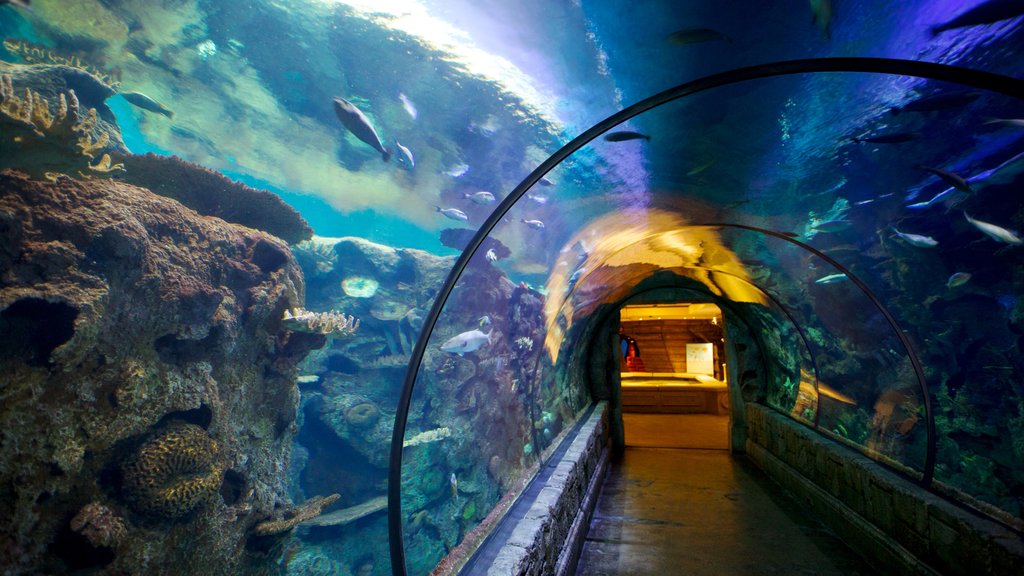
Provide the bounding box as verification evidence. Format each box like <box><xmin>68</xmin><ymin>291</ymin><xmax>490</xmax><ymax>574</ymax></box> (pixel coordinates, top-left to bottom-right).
<box><xmin>394</xmin><ymin>139</ymin><xmax>414</xmax><ymax>169</ymax></box>
<box><xmin>436</xmin><ymin>206</ymin><xmax>468</xmax><ymax>221</ymax></box>
<box><xmin>450</xmin><ymin>472</ymin><xmax>458</xmax><ymax>502</ymax></box>
<box><xmin>333</xmin><ymin>97</ymin><xmax>390</xmax><ymax>161</ymax></box>
<box><xmin>120</xmin><ymin>91</ymin><xmax>174</xmax><ymax>119</ymax></box>
<box><xmin>445</xmin><ymin>163</ymin><xmax>469</xmax><ymax>178</ymax></box>
<box><xmin>946</xmin><ymin>272</ymin><xmax>971</xmax><ymax>288</ymax></box>
<box><xmin>0</xmin><ymin>0</ymin><xmax>31</xmax><ymax>9</ymax></box>
<box><xmin>964</xmin><ymin>213</ymin><xmax>1023</xmax><ymax>245</ymax></box>
<box><xmin>984</xmin><ymin>117</ymin><xmax>1024</xmax><ymax>129</ymax></box>
<box><xmin>522</xmin><ymin>219</ymin><xmax>545</xmax><ymax>230</ymax></box>
<box><xmin>891</xmin><ymin>227</ymin><xmax>938</xmax><ymax>247</ymax></box>
<box><xmin>485</xmin><ymin>249</ymin><xmax>498</xmax><ymax>263</ymax></box>
<box><xmin>527</xmin><ymin>193</ymin><xmax>548</xmax><ymax>205</ymax></box>
<box><xmin>398</xmin><ymin>92</ymin><xmax>417</xmax><ymax>119</ymax></box>
<box><xmin>463</xmin><ymin>191</ymin><xmax>495</xmax><ymax>204</ymax></box>
<box><xmin>440</xmin><ymin>329</ymin><xmax>491</xmax><ymax>356</ymax></box>
<box><xmin>815</xmin><ymin>273</ymin><xmax>848</xmax><ymax>284</ymax></box>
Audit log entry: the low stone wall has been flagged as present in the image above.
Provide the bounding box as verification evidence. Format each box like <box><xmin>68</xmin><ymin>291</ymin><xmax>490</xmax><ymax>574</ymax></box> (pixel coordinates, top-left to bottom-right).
<box><xmin>746</xmin><ymin>403</ymin><xmax>1024</xmax><ymax>575</ymax></box>
<box><xmin>486</xmin><ymin>402</ymin><xmax>609</xmax><ymax>575</ymax></box>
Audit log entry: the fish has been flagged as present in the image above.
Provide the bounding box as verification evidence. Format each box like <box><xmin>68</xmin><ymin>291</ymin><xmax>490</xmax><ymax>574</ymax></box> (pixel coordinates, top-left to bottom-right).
<box><xmin>812</xmin><ymin>219</ymin><xmax>852</xmax><ymax>233</ymax></box>
<box><xmin>485</xmin><ymin>249</ymin><xmax>498</xmax><ymax>263</ymax></box>
<box><xmin>120</xmin><ymin>91</ymin><xmax>175</xmax><ymax>119</ymax></box>
<box><xmin>440</xmin><ymin>328</ymin><xmax>492</xmax><ymax>356</ymax></box>
<box><xmin>963</xmin><ymin>213</ymin><xmax>1023</xmax><ymax>244</ymax></box>
<box><xmin>332</xmin><ymin>97</ymin><xmax>390</xmax><ymax>161</ymax></box>
<box><xmin>815</xmin><ymin>273</ymin><xmax>848</xmax><ymax>284</ymax></box>
<box><xmin>538</xmin><ymin>176</ymin><xmax>555</xmax><ymax>187</ymax></box>
<box><xmin>916</xmin><ymin>164</ymin><xmax>973</xmax><ymax>194</ymax></box>
<box><xmin>463</xmin><ymin>191</ymin><xmax>495</xmax><ymax>204</ymax></box>
<box><xmin>436</xmin><ymin>206</ymin><xmax>468</xmax><ymax>221</ymax></box>
<box><xmin>931</xmin><ymin>0</ymin><xmax>1024</xmax><ymax>36</ymax></box>
<box><xmin>604</xmin><ymin>130</ymin><xmax>650</xmax><ymax>142</ymax></box>
<box><xmin>445</xmin><ymin>163</ymin><xmax>469</xmax><ymax>178</ymax></box>
<box><xmin>394</xmin><ymin>139</ymin><xmax>414</xmax><ymax>169</ymax></box>
<box><xmin>890</xmin><ymin>91</ymin><xmax>981</xmax><ymax>115</ymax></box>
<box><xmin>983</xmin><ymin>117</ymin><xmax>1024</xmax><ymax>128</ymax></box>
<box><xmin>527</xmin><ymin>193</ymin><xmax>548</xmax><ymax>205</ymax></box>
<box><xmin>850</xmin><ymin>131</ymin><xmax>923</xmax><ymax>144</ymax></box>
<box><xmin>450</xmin><ymin>472</ymin><xmax>458</xmax><ymax>502</ymax></box>
<box><xmin>0</xmin><ymin>0</ymin><xmax>31</xmax><ymax>9</ymax></box>
<box><xmin>809</xmin><ymin>0</ymin><xmax>833</xmax><ymax>39</ymax></box>
<box><xmin>666</xmin><ymin>27</ymin><xmax>732</xmax><ymax>45</ymax></box>
<box><xmin>398</xmin><ymin>92</ymin><xmax>417</xmax><ymax>119</ymax></box>
<box><xmin>891</xmin><ymin>227</ymin><xmax>938</xmax><ymax>247</ymax></box>
<box><xmin>522</xmin><ymin>219</ymin><xmax>545</xmax><ymax>230</ymax></box>
<box><xmin>946</xmin><ymin>272</ymin><xmax>972</xmax><ymax>288</ymax></box>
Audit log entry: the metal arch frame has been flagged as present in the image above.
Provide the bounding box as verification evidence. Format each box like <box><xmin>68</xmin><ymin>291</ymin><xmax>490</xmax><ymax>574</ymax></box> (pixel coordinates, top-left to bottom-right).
<box><xmin>389</xmin><ymin>58</ymin><xmax>1024</xmax><ymax>575</ymax></box>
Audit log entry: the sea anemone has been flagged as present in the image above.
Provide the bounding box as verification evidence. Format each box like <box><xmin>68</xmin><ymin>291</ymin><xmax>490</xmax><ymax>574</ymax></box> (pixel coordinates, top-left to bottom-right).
<box><xmin>341</xmin><ymin>276</ymin><xmax>379</xmax><ymax>298</ymax></box>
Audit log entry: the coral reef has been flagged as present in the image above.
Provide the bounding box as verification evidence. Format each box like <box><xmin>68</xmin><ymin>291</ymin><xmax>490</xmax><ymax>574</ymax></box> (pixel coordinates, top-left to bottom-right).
<box><xmin>119</xmin><ymin>153</ymin><xmax>314</xmax><ymax>244</ymax></box>
<box><xmin>282</xmin><ymin>308</ymin><xmax>360</xmax><ymax>336</ymax></box>
<box><xmin>253</xmin><ymin>493</ymin><xmax>340</xmax><ymax>536</ymax></box>
<box><xmin>0</xmin><ymin>170</ymin><xmax>320</xmax><ymax>575</ymax></box>
<box><xmin>3</xmin><ymin>38</ymin><xmax>122</xmax><ymax>89</ymax></box>
<box><xmin>122</xmin><ymin>422</ymin><xmax>224</xmax><ymax>519</ymax></box>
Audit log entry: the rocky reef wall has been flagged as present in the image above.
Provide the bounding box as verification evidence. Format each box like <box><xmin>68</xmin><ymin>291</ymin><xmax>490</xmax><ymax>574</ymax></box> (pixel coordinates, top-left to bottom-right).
<box><xmin>0</xmin><ymin>170</ymin><xmax>321</xmax><ymax>575</ymax></box>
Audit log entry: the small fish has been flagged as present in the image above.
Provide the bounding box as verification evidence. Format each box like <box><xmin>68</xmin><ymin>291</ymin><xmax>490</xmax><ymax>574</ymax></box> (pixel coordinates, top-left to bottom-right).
<box><xmin>444</xmin><ymin>163</ymin><xmax>469</xmax><ymax>178</ymax></box>
<box><xmin>890</xmin><ymin>91</ymin><xmax>981</xmax><ymax>115</ymax></box>
<box><xmin>463</xmin><ymin>191</ymin><xmax>495</xmax><ymax>204</ymax></box>
<box><xmin>538</xmin><ymin>176</ymin><xmax>555</xmax><ymax>187</ymax></box>
<box><xmin>485</xmin><ymin>248</ymin><xmax>498</xmax><ymax>263</ymax></box>
<box><xmin>394</xmin><ymin>139</ymin><xmax>414</xmax><ymax>169</ymax></box>
<box><xmin>333</xmin><ymin>97</ymin><xmax>390</xmax><ymax>161</ymax></box>
<box><xmin>522</xmin><ymin>219</ymin><xmax>545</xmax><ymax>230</ymax></box>
<box><xmin>812</xmin><ymin>219</ymin><xmax>852</xmax><ymax>233</ymax></box>
<box><xmin>440</xmin><ymin>328</ymin><xmax>492</xmax><ymax>355</ymax></box>
<box><xmin>809</xmin><ymin>0</ymin><xmax>833</xmax><ymax>39</ymax></box>
<box><xmin>815</xmin><ymin>273</ymin><xmax>848</xmax><ymax>284</ymax></box>
<box><xmin>916</xmin><ymin>164</ymin><xmax>973</xmax><ymax>194</ymax></box>
<box><xmin>891</xmin><ymin>227</ymin><xmax>938</xmax><ymax>248</ymax></box>
<box><xmin>604</xmin><ymin>130</ymin><xmax>650</xmax><ymax>142</ymax></box>
<box><xmin>436</xmin><ymin>206</ymin><xmax>468</xmax><ymax>221</ymax></box>
<box><xmin>931</xmin><ymin>0</ymin><xmax>1024</xmax><ymax>36</ymax></box>
<box><xmin>983</xmin><ymin>117</ymin><xmax>1024</xmax><ymax>128</ymax></box>
<box><xmin>963</xmin><ymin>213</ymin><xmax>1023</xmax><ymax>245</ymax></box>
<box><xmin>527</xmin><ymin>193</ymin><xmax>548</xmax><ymax>205</ymax></box>
<box><xmin>398</xmin><ymin>92</ymin><xmax>417</xmax><ymax>119</ymax></box>
<box><xmin>120</xmin><ymin>90</ymin><xmax>175</xmax><ymax>119</ymax></box>
<box><xmin>850</xmin><ymin>131</ymin><xmax>923</xmax><ymax>144</ymax></box>
<box><xmin>0</xmin><ymin>0</ymin><xmax>31</xmax><ymax>9</ymax></box>
<box><xmin>450</xmin><ymin>472</ymin><xmax>458</xmax><ymax>502</ymax></box>
<box><xmin>666</xmin><ymin>27</ymin><xmax>732</xmax><ymax>45</ymax></box>
<box><xmin>946</xmin><ymin>272</ymin><xmax>972</xmax><ymax>289</ymax></box>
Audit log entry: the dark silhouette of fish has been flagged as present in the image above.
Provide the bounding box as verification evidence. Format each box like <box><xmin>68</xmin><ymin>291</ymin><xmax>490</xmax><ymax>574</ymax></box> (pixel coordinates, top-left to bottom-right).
<box><xmin>666</xmin><ymin>27</ymin><xmax>732</xmax><ymax>45</ymax></box>
<box><xmin>931</xmin><ymin>0</ymin><xmax>1024</xmax><ymax>36</ymax></box>
<box><xmin>120</xmin><ymin>91</ymin><xmax>175</xmax><ymax>119</ymax></box>
<box><xmin>333</xmin><ymin>97</ymin><xmax>390</xmax><ymax>161</ymax></box>
<box><xmin>890</xmin><ymin>91</ymin><xmax>981</xmax><ymax>115</ymax></box>
<box><xmin>850</xmin><ymin>131</ymin><xmax>923</xmax><ymax>144</ymax></box>
<box><xmin>604</xmin><ymin>131</ymin><xmax>651</xmax><ymax>142</ymax></box>
<box><xmin>916</xmin><ymin>164</ymin><xmax>973</xmax><ymax>194</ymax></box>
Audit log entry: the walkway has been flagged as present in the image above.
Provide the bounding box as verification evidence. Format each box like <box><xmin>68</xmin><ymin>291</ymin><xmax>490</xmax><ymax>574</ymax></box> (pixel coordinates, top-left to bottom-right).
<box><xmin>575</xmin><ymin>414</ymin><xmax>875</xmax><ymax>575</ymax></box>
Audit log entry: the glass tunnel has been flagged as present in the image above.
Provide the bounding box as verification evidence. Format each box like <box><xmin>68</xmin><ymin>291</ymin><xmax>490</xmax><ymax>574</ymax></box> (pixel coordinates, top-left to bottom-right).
<box><xmin>2</xmin><ymin>3</ymin><xmax>1024</xmax><ymax>576</ymax></box>
<box><xmin>389</xmin><ymin>59</ymin><xmax>1024</xmax><ymax>575</ymax></box>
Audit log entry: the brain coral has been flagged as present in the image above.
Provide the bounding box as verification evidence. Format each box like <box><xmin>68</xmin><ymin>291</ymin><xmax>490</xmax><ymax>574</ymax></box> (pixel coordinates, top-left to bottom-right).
<box><xmin>122</xmin><ymin>423</ymin><xmax>223</xmax><ymax>519</ymax></box>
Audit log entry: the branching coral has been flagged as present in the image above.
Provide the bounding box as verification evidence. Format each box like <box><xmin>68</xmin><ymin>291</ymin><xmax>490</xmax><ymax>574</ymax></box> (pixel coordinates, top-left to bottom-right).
<box><xmin>403</xmin><ymin>427</ymin><xmax>451</xmax><ymax>448</ymax></box>
<box><xmin>122</xmin><ymin>423</ymin><xmax>224</xmax><ymax>519</ymax></box>
<box><xmin>252</xmin><ymin>493</ymin><xmax>340</xmax><ymax>536</ymax></box>
<box><xmin>282</xmin><ymin>308</ymin><xmax>359</xmax><ymax>336</ymax></box>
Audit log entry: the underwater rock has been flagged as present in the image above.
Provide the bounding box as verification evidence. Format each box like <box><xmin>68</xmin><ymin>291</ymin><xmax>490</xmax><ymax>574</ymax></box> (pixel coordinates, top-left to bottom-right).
<box><xmin>317</xmin><ymin>394</ymin><xmax>392</xmax><ymax>469</ymax></box>
<box><xmin>120</xmin><ymin>153</ymin><xmax>313</xmax><ymax>244</ymax></box>
<box><xmin>253</xmin><ymin>493</ymin><xmax>340</xmax><ymax>536</ymax></box>
<box><xmin>0</xmin><ymin>170</ymin><xmax>319</xmax><ymax>575</ymax></box>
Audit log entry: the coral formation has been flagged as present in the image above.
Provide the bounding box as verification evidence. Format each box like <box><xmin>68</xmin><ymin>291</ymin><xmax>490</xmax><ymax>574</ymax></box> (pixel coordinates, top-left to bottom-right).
<box><xmin>341</xmin><ymin>276</ymin><xmax>380</xmax><ymax>298</ymax></box>
<box><xmin>253</xmin><ymin>493</ymin><xmax>340</xmax><ymax>536</ymax></box>
<box><xmin>122</xmin><ymin>423</ymin><xmax>224</xmax><ymax>519</ymax></box>
<box><xmin>403</xmin><ymin>427</ymin><xmax>452</xmax><ymax>448</ymax></box>
<box><xmin>282</xmin><ymin>308</ymin><xmax>360</xmax><ymax>336</ymax></box>
<box><xmin>70</xmin><ymin>502</ymin><xmax>128</xmax><ymax>549</ymax></box>
<box><xmin>119</xmin><ymin>153</ymin><xmax>314</xmax><ymax>244</ymax></box>
<box><xmin>345</xmin><ymin>401</ymin><xmax>381</xmax><ymax>429</ymax></box>
<box><xmin>2</xmin><ymin>38</ymin><xmax>121</xmax><ymax>88</ymax></box>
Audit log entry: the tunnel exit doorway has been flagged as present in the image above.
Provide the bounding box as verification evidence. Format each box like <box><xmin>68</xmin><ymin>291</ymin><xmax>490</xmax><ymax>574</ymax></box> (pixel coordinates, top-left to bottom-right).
<box><xmin>618</xmin><ymin>303</ymin><xmax>730</xmax><ymax>450</ymax></box>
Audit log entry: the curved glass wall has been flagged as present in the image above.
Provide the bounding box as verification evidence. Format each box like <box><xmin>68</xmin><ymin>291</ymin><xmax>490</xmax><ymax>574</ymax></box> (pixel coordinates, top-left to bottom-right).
<box><xmin>2</xmin><ymin>3</ymin><xmax>1023</xmax><ymax>576</ymax></box>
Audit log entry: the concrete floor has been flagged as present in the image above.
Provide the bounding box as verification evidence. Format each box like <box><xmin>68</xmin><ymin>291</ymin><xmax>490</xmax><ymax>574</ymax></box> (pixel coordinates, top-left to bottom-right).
<box><xmin>575</xmin><ymin>414</ymin><xmax>874</xmax><ymax>575</ymax></box>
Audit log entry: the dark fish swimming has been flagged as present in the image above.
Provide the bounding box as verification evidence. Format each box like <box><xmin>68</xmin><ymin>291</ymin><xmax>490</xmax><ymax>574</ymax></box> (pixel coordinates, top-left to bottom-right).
<box><xmin>333</xmin><ymin>97</ymin><xmax>390</xmax><ymax>161</ymax></box>
<box><xmin>916</xmin><ymin>164</ymin><xmax>973</xmax><ymax>194</ymax></box>
<box><xmin>604</xmin><ymin>131</ymin><xmax>650</xmax><ymax>142</ymax></box>
<box><xmin>850</xmin><ymin>131</ymin><xmax>922</xmax><ymax>144</ymax></box>
<box><xmin>120</xmin><ymin>91</ymin><xmax>175</xmax><ymax>119</ymax></box>
<box><xmin>890</xmin><ymin>91</ymin><xmax>981</xmax><ymax>115</ymax></box>
<box><xmin>666</xmin><ymin>27</ymin><xmax>732</xmax><ymax>45</ymax></box>
<box><xmin>931</xmin><ymin>0</ymin><xmax>1024</xmax><ymax>36</ymax></box>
